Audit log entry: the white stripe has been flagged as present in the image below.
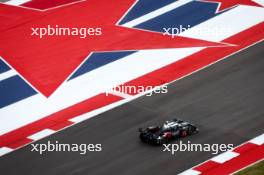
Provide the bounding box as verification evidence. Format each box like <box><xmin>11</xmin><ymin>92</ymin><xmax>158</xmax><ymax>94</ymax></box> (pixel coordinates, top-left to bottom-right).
<box><xmin>211</xmin><ymin>151</ymin><xmax>239</xmax><ymax>163</ymax></box>
<box><xmin>27</xmin><ymin>129</ymin><xmax>55</xmax><ymax>140</ymax></box>
<box><xmin>0</xmin><ymin>147</ymin><xmax>13</xmax><ymax>157</ymax></box>
<box><xmin>122</xmin><ymin>0</ymin><xmax>192</xmax><ymax>28</ymax></box>
<box><xmin>5</xmin><ymin>0</ymin><xmax>31</xmax><ymax>5</ymax></box>
<box><xmin>0</xmin><ymin>69</ymin><xmax>16</xmax><ymax>81</ymax></box>
<box><xmin>249</xmin><ymin>133</ymin><xmax>264</xmax><ymax>145</ymax></box>
<box><xmin>253</xmin><ymin>0</ymin><xmax>264</xmax><ymax>6</ymax></box>
<box><xmin>1</xmin><ymin>5</ymin><xmax>264</xmax><ymax>135</ymax></box>
<box><xmin>178</xmin><ymin>169</ymin><xmax>201</xmax><ymax>175</ymax></box>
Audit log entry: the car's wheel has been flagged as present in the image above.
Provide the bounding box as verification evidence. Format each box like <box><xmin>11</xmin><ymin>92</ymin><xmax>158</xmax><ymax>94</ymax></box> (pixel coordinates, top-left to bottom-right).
<box><xmin>160</xmin><ymin>137</ymin><xmax>169</xmax><ymax>145</ymax></box>
<box><xmin>187</xmin><ymin>126</ymin><xmax>198</xmax><ymax>135</ymax></box>
<box><xmin>187</xmin><ymin>127</ymin><xmax>193</xmax><ymax>135</ymax></box>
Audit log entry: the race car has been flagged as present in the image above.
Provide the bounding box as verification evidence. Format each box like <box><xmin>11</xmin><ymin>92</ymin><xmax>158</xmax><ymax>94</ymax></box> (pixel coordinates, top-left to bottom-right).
<box><xmin>139</xmin><ymin>118</ymin><xmax>199</xmax><ymax>145</ymax></box>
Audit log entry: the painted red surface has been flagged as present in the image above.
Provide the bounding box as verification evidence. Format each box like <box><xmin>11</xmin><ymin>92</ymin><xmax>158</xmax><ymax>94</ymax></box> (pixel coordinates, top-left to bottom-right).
<box><xmin>22</xmin><ymin>0</ymin><xmax>82</xmax><ymax>10</ymax></box>
<box><xmin>0</xmin><ymin>0</ymin><xmax>223</xmax><ymax>97</ymax></box>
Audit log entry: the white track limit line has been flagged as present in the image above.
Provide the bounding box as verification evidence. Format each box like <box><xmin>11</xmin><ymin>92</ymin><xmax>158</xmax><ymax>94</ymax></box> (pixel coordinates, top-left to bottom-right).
<box><xmin>0</xmin><ymin>70</ymin><xmax>16</xmax><ymax>81</ymax></box>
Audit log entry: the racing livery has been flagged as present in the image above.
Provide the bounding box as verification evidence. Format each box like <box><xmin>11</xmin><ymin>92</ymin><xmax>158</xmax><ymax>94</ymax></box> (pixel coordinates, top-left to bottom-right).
<box><xmin>139</xmin><ymin>119</ymin><xmax>199</xmax><ymax>145</ymax></box>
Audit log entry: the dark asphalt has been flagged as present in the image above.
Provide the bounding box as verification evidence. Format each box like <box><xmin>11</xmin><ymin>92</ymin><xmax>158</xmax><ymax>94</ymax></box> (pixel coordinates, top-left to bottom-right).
<box><xmin>1</xmin><ymin>41</ymin><xmax>264</xmax><ymax>175</ymax></box>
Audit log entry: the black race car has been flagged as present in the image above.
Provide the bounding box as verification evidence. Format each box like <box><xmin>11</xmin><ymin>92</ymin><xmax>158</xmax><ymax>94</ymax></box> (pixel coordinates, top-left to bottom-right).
<box><xmin>139</xmin><ymin>119</ymin><xmax>199</xmax><ymax>145</ymax></box>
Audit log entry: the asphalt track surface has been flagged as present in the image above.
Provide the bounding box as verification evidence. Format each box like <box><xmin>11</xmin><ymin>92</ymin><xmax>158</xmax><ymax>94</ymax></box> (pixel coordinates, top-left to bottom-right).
<box><xmin>1</xmin><ymin>41</ymin><xmax>264</xmax><ymax>175</ymax></box>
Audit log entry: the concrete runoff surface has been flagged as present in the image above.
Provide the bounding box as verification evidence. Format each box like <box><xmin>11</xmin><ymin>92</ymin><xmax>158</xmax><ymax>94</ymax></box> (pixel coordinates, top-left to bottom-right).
<box><xmin>1</xmin><ymin>41</ymin><xmax>264</xmax><ymax>175</ymax></box>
